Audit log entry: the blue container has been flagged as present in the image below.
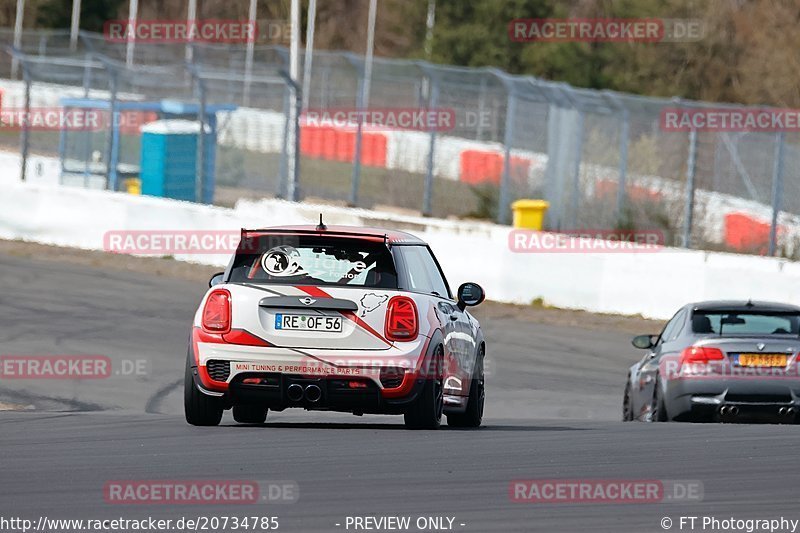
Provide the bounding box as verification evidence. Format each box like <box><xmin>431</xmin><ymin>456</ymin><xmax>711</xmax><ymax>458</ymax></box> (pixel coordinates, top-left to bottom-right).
<box><xmin>140</xmin><ymin>120</ymin><xmax>215</xmax><ymax>203</ymax></box>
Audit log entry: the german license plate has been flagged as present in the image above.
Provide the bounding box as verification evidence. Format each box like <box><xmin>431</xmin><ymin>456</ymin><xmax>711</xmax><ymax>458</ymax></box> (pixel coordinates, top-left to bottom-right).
<box><xmin>737</xmin><ymin>353</ymin><xmax>787</xmax><ymax>367</ymax></box>
<box><xmin>275</xmin><ymin>314</ymin><xmax>342</xmax><ymax>332</ymax></box>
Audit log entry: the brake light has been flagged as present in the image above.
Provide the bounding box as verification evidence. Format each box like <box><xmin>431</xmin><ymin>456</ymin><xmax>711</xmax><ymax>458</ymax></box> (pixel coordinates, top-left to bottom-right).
<box><xmin>679</xmin><ymin>346</ymin><xmax>725</xmax><ymax>365</ymax></box>
<box><xmin>385</xmin><ymin>296</ymin><xmax>418</xmax><ymax>341</ymax></box>
<box><xmin>202</xmin><ymin>289</ymin><xmax>231</xmax><ymax>333</ymax></box>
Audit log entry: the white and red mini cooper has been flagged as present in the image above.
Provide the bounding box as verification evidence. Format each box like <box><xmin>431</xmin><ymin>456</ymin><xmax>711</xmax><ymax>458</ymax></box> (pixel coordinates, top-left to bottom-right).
<box><xmin>185</xmin><ymin>223</ymin><xmax>486</xmax><ymax>429</ymax></box>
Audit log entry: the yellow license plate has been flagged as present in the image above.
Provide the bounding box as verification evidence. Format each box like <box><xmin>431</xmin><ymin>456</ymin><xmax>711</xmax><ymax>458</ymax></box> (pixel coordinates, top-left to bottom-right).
<box><xmin>738</xmin><ymin>354</ymin><xmax>787</xmax><ymax>367</ymax></box>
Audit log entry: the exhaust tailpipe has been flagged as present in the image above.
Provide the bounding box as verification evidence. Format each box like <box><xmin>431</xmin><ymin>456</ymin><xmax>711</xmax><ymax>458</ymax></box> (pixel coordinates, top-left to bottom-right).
<box><xmin>787</xmin><ymin>407</ymin><xmax>796</xmax><ymax>417</ymax></box>
<box><xmin>305</xmin><ymin>384</ymin><xmax>322</xmax><ymax>403</ymax></box>
<box><xmin>287</xmin><ymin>383</ymin><xmax>304</xmax><ymax>402</ymax></box>
<box><xmin>729</xmin><ymin>406</ymin><xmax>739</xmax><ymax>416</ymax></box>
<box><xmin>719</xmin><ymin>405</ymin><xmax>738</xmax><ymax>417</ymax></box>
<box><xmin>778</xmin><ymin>407</ymin><xmax>788</xmax><ymax>416</ymax></box>
<box><xmin>305</xmin><ymin>385</ymin><xmax>322</xmax><ymax>403</ymax></box>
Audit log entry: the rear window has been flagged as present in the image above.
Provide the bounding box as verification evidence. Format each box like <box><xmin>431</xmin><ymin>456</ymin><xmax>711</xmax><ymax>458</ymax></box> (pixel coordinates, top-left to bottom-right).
<box><xmin>692</xmin><ymin>312</ymin><xmax>800</xmax><ymax>335</ymax></box>
<box><xmin>228</xmin><ymin>235</ymin><xmax>398</xmax><ymax>289</ymax></box>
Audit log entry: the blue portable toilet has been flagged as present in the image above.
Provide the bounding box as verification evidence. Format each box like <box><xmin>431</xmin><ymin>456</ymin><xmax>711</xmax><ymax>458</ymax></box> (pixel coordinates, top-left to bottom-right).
<box><xmin>140</xmin><ymin>120</ymin><xmax>216</xmax><ymax>203</ymax></box>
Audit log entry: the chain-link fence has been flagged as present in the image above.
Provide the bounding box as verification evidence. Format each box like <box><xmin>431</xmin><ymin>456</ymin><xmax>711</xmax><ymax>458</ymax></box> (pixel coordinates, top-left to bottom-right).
<box><xmin>0</xmin><ymin>29</ymin><xmax>796</xmax><ymax>257</ymax></box>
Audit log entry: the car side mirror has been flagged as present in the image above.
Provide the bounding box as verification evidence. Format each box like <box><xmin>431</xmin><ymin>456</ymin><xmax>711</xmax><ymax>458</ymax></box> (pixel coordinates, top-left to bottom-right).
<box><xmin>631</xmin><ymin>334</ymin><xmax>657</xmax><ymax>349</ymax></box>
<box><xmin>457</xmin><ymin>282</ymin><xmax>485</xmax><ymax>311</ymax></box>
<box><xmin>209</xmin><ymin>272</ymin><xmax>225</xmax><ymax>288</ymax></box>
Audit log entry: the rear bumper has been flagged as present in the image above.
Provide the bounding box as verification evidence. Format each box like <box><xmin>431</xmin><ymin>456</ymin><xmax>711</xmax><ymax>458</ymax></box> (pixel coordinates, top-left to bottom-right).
<box><xmin>665</xmin><ymin>377</ymin><xmax>800</xmax><ymax>421</ymax></box>
<box><xmin>191</xmin><ymin>369</ymin><xmax>426</xmax><ymax>414</ymax></box>
<box><xmin>188</xmin><ymin>328</ymin><xmax>442</xmax><ymax>414</ymax></box>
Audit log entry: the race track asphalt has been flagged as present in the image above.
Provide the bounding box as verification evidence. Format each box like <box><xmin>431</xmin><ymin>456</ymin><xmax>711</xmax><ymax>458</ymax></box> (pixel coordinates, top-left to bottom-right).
<box><xmin>1</xmin><ymin>252</ymin><xmax>799</xmax><ymax>533</ymax></box>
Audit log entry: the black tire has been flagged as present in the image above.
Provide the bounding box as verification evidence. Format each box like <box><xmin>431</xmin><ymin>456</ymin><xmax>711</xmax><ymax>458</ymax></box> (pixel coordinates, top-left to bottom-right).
<box><xmin>447</xmin><ymin>352</ymin><xmax>485</xmax><ymax>428</ymax></box>
<box><xmin>184</xmin><ymin>353</ymin><xmax>224</xmax><ymax>426</ymax></box>
<box><xmin>233</xmin><ymin>405</ymin><xmax>268</xmax><ymax>424</ymax></box>
<box><xmin>404</xmin><ymin>345</ymin><xmax>444</xmax><ymax>430</ymax></box>
<box><xmin>622</xmin><ymin>381</ymin><xmax>634</xmax><ymax>422</ymax></box>
<box><xmin>650</xmin><ymin>378</ymin><xmax>668</xmax><ymax>422</ymax></box>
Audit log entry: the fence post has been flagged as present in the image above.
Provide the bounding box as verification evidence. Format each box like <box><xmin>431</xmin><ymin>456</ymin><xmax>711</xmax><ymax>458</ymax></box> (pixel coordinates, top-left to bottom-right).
<box><xmin>422</xmin><ymin>71</ymin><xmax>439</xmax><ymax>217</ymax></box>
<box><xmin>275</xmin><ymin>70</ymin><xmax>302</xmax><ymax>201</ymax></box>
<box><xmin>349</xmin><ymin>73</ymin><xmax>365</xmax><ymax>206</ymax></box>
<box><xmin>681</xmin><ymin>128</ymin><xmax>698</xmax><ymax>249</ymax></box>
<box><xmin>350</xmin><ymin>115</ymin><xmax>364</xmax><ymax>205</ymax></box>
<box><xmin>616</xmin><ymin>107</ymin><xmax>629</xmax><ymax>221</ymax></box>
<box><xmin>242</xmin><ymin>0</ymin><xmax>257</xmax><ymax>106</ymax></box>
<box><xmin>278</xmin><ymin>82</ymin><xmax>290</xmax><ymax>198</ymax></box>
<box><xmin>768</xmin><ymin>131</ymin><xmax>785</xmax><ymax>257</ymax></box>
<box><xmin>11</xmin><ymin>0</ymin><xmax>23</xmax><ymax>79</ymax></box>
<box><xmin>476</xmin><ymin>77</ymin><xmax>487</xmax><ymax>141</ymax></box>
<box><xmin>19</xmin><ymin>63</ymin><xmax>31</xmax><ymax>182</ymax></box>
<box><xmin>342</xmin><ymin>53</ymin><xmax>365</xmax><ymax>206</ymax></box>
<box><xmin>543</xmin><ymin>105</ymin><xmax>564</xmax><ymax>230</ymax></box>
<box><xmin>350</xmin><ymin>0</ymin><xmax>377</xmax><ymax>206</ymax></box>
<box><xmin>498</xmin><ymin>91</ymin><xmax>517</xmax><ymax>225</ymax></box>
<box><xmin>80</xmin><ymin>60</ymin><xmax>93</xmax><ymax>187</ymax></box>
<box><xmin>103</xmin><ymin>69</ymin><xmax>118</xmax><ymax>190</ymax></box>
<box><xmin>196</xmin><ymin>75</ymin><xmax>207</xmax><ymax>203</ymax></box>
<box><xmin>108</xmin><ymin>76</ymin><xmax>122</xmax><ymax>192</ymax></box>
<box><xmin>289</xmin><ymin>77</ymin><xmax>301</xmax><ymax>202</ymax></box>
<box><xmin>569</xmin><ymin>110</ymin><xmax>585</xmax><ymax>228</ymax></box>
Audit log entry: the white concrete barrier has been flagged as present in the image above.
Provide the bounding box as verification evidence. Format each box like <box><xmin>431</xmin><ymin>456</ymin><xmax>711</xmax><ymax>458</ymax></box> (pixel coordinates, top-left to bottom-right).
<box><xmin>1</xmin><ymin>180</ymin><xmax>799</xmax><ymax>320</ymax></box>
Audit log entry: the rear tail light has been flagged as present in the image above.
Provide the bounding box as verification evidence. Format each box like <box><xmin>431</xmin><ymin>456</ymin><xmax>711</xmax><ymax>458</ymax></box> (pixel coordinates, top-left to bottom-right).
<box><xmin>385</xmin><ymin>296</ymin><xmax>418</xmax><ymax>341</ymax></box>
<box><xmin>679</xmin><ymin>346</ymin><xmax>725</xmax><ymax>366</ymax></box>
<box><xmin>202</xmin><ymin>289</ymin><xmax>231</xmax><ymax>333</ymax></box>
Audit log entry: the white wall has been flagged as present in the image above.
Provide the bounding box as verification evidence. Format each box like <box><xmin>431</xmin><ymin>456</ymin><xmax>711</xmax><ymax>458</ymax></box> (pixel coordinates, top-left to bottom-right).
<box><xmin>1</xmin><ymin>180</ymin><xmax>798</xmax><ymax>320</ymax></box>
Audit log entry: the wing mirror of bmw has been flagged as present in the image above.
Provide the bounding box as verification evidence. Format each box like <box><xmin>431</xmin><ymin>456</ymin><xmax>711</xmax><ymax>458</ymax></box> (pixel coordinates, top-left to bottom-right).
<box><xmin>209</xmin><ymin>272</ymin><xmax>225</xmax><ymax>288</ymax></box>
<box><xmin>631</xmin><ymin>334</ymin><xmax>657</xmax><ymax>349</ymax></box>
<box><xmin>457</xmin><ymin>282</ymin><xmax>486</xmax><ymax>311</ymax></box>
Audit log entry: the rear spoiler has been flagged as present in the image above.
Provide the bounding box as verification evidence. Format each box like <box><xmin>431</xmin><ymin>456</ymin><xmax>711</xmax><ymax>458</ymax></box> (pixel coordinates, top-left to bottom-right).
<box><xmin>240</xmin><ymin>227</ymin><xmax>386</xmax><ymax>239</ymax></box>
<box><xmin>235</xmin><ymin>228</ymin><xmax>391</xmax><ymax>254</ymax></box>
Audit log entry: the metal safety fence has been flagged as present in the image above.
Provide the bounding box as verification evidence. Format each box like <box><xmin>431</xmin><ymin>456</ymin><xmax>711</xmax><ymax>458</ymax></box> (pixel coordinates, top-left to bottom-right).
<box><xmin>0</xmin><ymin>29</ymin><xmax>796</xmax><ymax>257</ymax></box>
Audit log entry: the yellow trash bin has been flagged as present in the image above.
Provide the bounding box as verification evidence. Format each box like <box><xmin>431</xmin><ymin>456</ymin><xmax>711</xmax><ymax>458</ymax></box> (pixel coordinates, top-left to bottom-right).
<box><xmin>124</xmin><ymin>178</ymin><xmax>142</xmax><ymax>195</ymax></box>
<box><xmin>511</xmin><ymin>199</ymin><xmax>549</xmax><ymax>230</ymax></box>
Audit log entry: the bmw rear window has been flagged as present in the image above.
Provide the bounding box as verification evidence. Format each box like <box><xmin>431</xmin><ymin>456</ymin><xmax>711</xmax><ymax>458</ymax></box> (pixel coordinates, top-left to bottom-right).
<box><xmin>228</xmin><ymin>235</ymin><xmax>398</xmax><ymax>289</ymax></box>
<box><xmin>692</xmin><ymin>311</ymin><xmax>800</xmax><ymax>335</ymax></box>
